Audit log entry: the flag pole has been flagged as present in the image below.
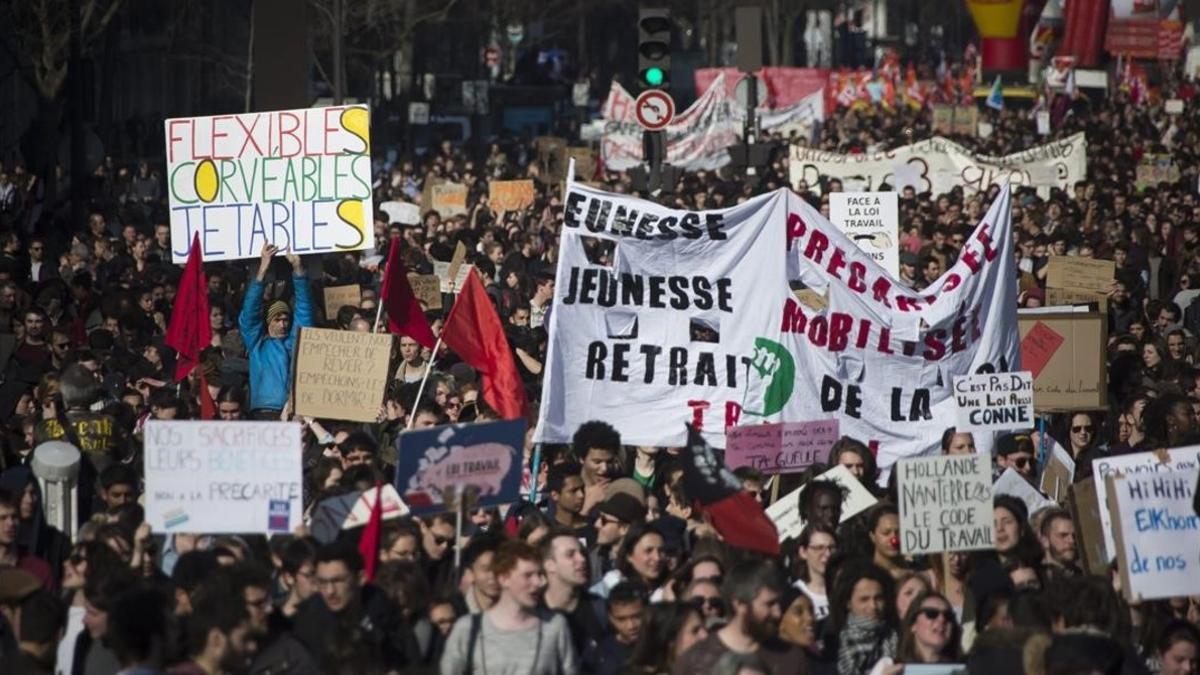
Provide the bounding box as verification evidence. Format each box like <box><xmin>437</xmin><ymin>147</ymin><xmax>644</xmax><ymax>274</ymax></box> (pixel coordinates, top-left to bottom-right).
<box><xmin>372</xmin><ymin>301</ymin><xmax>384</xmax><ymax>333</ymax></box>
<box><xmin>405</xmin><ymin>335</ymin><xmax>443</xmax><ymax>429</ymax></box>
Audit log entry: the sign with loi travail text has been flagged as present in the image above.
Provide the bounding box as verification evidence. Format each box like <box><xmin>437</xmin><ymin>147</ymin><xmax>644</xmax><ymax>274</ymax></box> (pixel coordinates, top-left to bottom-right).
<box><xmin>164</xmin><ymin>105</ymin><xmax>374</xmax><ymax>263</ymax></box>
<box><xmin>829</xmin><ymin>191</ymin><xmax>899</xmax><ymax>279</ymax></box>
<box><xmin>144</xmin><ymin>421</ymin><xmax>303</xmax><ymax>534</ymax></box>
<box><xmin>897</xmin><ymin>454</ymin><xmax>994</xmax><ymax>555</ymax></box>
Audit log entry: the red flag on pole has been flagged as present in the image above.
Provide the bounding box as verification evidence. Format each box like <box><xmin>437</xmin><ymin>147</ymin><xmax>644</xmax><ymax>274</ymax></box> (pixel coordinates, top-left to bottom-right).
<box><xmin>380</xmin><ymin>237</ymin><xmax>436</xmax><ymax>349</ymax></box>
<box><xmin>165</xmin><ymin>233</ymin><xmax>212</xmax><ymax>382</ymax></box>
<box><xmin>441</xmin><ymin>269</ymin><xmax>528</xmax><ymax>420</ymax></box>
<box><xmin>359</xmin><ymin>482</ymin><xmax>384</xmax><ymax>582</ymax></box>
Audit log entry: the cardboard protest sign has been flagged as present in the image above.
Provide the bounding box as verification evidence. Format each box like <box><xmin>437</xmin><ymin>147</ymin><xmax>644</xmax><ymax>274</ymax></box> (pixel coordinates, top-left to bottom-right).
<box><xmin>1069</xmin><ymin>478</ymin><xmax>1109</xmax><ymax>576</ymax></box>
<box><xmin>408</xmin><ymin>274</ymin><xmax>443</xmax><ymax>310</ymax></box>
<box><xmin>828</xmin><ymin>192</ymin><xmax>899</xmax><ymax>278</ymax></box>
<box><xmin>1135</xmin><ymin>154</ymin><xmax>1180</xmax><ymax>191</ymax></box>
<box><xmin>1045</xmin><ymin>288</ymin><xmax>1108</xmax><ymax>312</ymax></box>
<box><xmin>952</xmin><ymin>106</ymin><xmax>978</xmax><ymax>137</ymax></box>
<box><xmin>323</xmin><ymin>284</ymin><xmax>362</xmax><ymax>321</ymax></box>
<box><xmin>144</xmin><ymin>421</ymin><xmax>302</xmax><ymax>534</ymax></box>
<box><xmin>1107</xmin><ymin>468</ymin><xmax>1200</xmax><ymax>602</ymax></box>
<box><xmin>394</xmin><ymin>420</ymin><xmax>526</xmax><ymax>514</ymax></box>
<box><xmin>164</xmin><ymin>105</ymin><xmax>374</xmax><ymax>263</ymax></box>
<box><xmin>725</xmin><ymin>420</ymin><xmax>838</xmax><ymax>474</ymax></box>
<box><xmin>430</xmin><ymin>182</ymin><xmax>468</xmax><ymax>217</ymax></box>
<box><xmin>310</xmin><ymin>485</ymin><xmax>410</xmax><ymax>544</ymax></box>
<box><xmin>1091</xmin><ymin>446</ymin><xmax>1200</xmax><ymax>561</ymax></box>
<box><xmin>897</xmin><ymin>454</ymin><xmax>994</xmax><ymax>555</ymax></box>
<box><xmin>765</xmin><ymin>464</ymin><xmax>877</xmax><ymax>542</ymax></box>
<box><xmin>420</xmin><ymin>176</ymin><xmax>445</xmax><ymax>214</ymax></box>
<box><xmin>1039</xmin><ymin>439</ymin><xmax>1076</xmax><ymax>501</ymax></box>
<box><xmin>1045</xmin><ymin>257</ymin><xmax>1115</xmax><ymax>294</ymax></box>
<box><xmin>952</xmin><ymin>372</ymin><xmax>1034</xmax><ymax>432</ymax></box>
<box><xmin>534</xmin><ymin>136</ymin><xmax>569</xmax><ymax>184</ymax></box>
<box><xmin>994</xmin><ymin>468</ymin><xmax>1056</xmax><ymax>518</ymax></box>
<box><xmin>1018</xmin><ymin>311</ymin><xmax>1106</xmax><ymax>410</ymax></box>
<box><xmin>294</xmin><ymin>328</ymin><xmax>393</xmax><ymax>422</ymax></box>
<box><xmin>489</xmin><ymin>180</ymin><xmax>536</xmax><ymax>212</ymax></box>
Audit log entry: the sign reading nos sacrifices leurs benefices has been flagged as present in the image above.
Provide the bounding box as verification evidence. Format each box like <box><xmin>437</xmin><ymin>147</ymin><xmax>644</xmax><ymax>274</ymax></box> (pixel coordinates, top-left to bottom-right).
<box><xmin>164</xmin><ymin>105</ymin><xmax>375</xmax><ymax>263</ymax></box>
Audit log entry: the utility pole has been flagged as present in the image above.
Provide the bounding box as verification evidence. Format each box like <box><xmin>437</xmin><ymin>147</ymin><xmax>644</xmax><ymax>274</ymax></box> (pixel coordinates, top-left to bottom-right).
<box><xmin>333</xmin><ymin>0</ymin><xmax>344</xmax><ymax>104</ymax></box>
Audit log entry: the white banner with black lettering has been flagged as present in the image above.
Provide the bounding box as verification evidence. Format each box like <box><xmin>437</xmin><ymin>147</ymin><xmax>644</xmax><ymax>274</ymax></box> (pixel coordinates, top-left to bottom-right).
<box><xmin>788</xmin><ymin>133</ymin><xmax>1087</xmax><ymax>195</ymax></box>
<box><xmin>535</xmin><ymin>179</ymin><xmax>1019</xmax><ymax>475</ymax></box>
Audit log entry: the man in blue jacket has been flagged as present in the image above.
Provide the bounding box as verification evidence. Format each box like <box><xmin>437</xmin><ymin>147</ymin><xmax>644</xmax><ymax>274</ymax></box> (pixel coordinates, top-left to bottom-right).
<box><xmin>239</xmin><ymin>243</ymin><xmax>312</xmax><ymax>418</ymax></box>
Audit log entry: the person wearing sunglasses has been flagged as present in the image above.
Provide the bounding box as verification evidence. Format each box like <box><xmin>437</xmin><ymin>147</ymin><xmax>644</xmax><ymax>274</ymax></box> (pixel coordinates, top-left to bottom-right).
<box><xmin>682</xmin><ymin>577</ymin><xmax>726</xmax><ymax>627</ymax></box>
<box><xmin>1066</xmin><ymin>412</ymin><xmax>1098</xmax><ymax>461</ymax></box>
<box><xmin>994</xmin><ymin>433</ymin><xmax>1037</xmax><ymax>486</ymax></box>
<box><xmin>896</xmin><ymin>591</ymin><xmax>961</xmax><ymax>665</ymax></box>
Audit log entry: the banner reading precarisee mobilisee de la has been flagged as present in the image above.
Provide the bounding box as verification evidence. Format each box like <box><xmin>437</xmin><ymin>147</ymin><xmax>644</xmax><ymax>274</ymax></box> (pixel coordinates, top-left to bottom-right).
<box><xmin>534</xmin><ymin>178</ymin><xmax>1019</xmax><ymax>474</ymax></box>
<box><xmin>163</xmin><ymin>105</ymin><xmax>375</xmax><ymax>263</ymax></box>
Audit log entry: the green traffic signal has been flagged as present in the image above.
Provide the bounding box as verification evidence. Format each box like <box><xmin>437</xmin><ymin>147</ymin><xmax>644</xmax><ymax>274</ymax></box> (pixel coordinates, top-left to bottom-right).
<box><xmin>644</xmin><ymin>67</ymin><xmax>665</xmax><ymax>87</ymax></box>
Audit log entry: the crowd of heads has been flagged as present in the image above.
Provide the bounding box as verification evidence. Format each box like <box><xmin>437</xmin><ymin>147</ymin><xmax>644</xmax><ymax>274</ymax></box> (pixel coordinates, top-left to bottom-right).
<box><xmin>0</xmin><ymin>52</ymin><xmax>1196</xmax><ymax>675</ymax></box>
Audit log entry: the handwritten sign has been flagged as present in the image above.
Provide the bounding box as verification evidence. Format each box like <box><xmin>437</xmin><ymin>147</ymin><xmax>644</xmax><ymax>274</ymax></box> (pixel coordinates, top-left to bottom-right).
<box><xmin>1107</xmin><ymin>468</ymin><xmax>1200</xmax><ymax>602</ymax></box>
<box><xmin>431</xmin><ymin>182</ymin><xmax>468</xmax><ymax>217</ymax></box>
<box><xmin>394</xmin><ymin>420</ymin><xmax>526</xmax><ymax>515</ymax></box>
<box><xmin>164</xmin><ymin>105</ymin><xmax>374</xmax><ymax>263</ymax></box>
<box><xmin>1091</xmin><ymin>446</ymin><xmax>1200</xmax><ymax>561</ymax></box>
<box><xmin>144</xmin><ymin>420</ymin><xmax>302</xmax><ymax>534</ymax></box>
<box><xmin>725</xmin><ymin>420</ymin><xmax>838</xmax><ymax>474</ymax></box>
<box><xmin>323</xmin><ymin>284</ymin><xmax>362</xmax><ymax>321</ymax></box>
<box><xmin>408</xmin><ymin>274</ymin><xmax>443</xmax><ymax>310</ymax></box>
<box><xmin>1019</xmin><ymin>312</ymin><xmax>1106</xmax><ymax>410</ymax></box>
<box><xmin>765</xmin><ymin>464</ymin><xmax>877</xmax><ymax>542</ymax></box>
<box><xmin>829</xmin><ymin>192</ymin><xmax>899</xmax><ymax>278</ymax></box>
<box><xmin>434</xmin><ymin>259</ymin><xmax>472</xmax><ymax>294</ymax></box>
<box><xmin>1045</xmin><ymin>288</ymin><xmax>1108</xmax><ymax>312</ymax></box>
<box><xmin>294</xmin><ymin>328</ymin><xmax>393</xmax><ymax>422</ymax></box>
<box><xmin>994</xmin><ymin>468</ymin><xmax>1056</xmax><ymax>519</ymax></box>
<box><xmin>1039</xmin><ymin>439</ymin><xmax>1076</xmax><ymax>501</ymax></box>
<box><xmin>1045</xmin><ymin>257</ymin><xmax>1115</xmax><ymax>294</ymax></box>
<box><xmin>897</xmin><ymin>454</ymin><xmax>994</xmax><ymax>555</ymax></box>
<box><xmin>952</xmin><ymin>372</ymin><xmax>1034</xmax><ymax>432</ymax></box>
<box><xmin>489</xmin><ymin>180</ymin><xmax>536</xmax><ymax>212</ymax></box>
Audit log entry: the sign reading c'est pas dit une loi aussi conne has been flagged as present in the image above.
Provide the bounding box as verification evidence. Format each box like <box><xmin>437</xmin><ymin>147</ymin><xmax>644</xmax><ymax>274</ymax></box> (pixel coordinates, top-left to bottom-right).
<box><xmin>164</xmin><ymin>105</ymin><xmax>375</xmax><ymax>263</ymax></box>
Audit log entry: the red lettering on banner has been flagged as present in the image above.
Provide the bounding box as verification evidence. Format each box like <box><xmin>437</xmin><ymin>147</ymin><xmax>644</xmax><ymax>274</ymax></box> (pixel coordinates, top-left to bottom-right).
<box><xmin>923</xmin><ymin>329</ymin><xmax>947</xmax><ymax>360</ymax></box>
<box><xmin>167</xmin><ymin>120</ymin><xmax>189</xmax><ymax>163</ymax></box>
<box><xmin>848</xmin><ymin>262</ymin><xmax>867</xmax><ymax>293</ymax></box>
<box><xmin>871</xmin><ymin>277</ymin><xmax>893</xmax><ymax>308</ymax></box>
<box><xmin>827</xmin><ymin>247</ymin><xmax>848</xmax><ymax>280</ymax></box>
<box><xmin>236</xmin><ymin>115</ymin><xmax>265</xmax><ymax>157</ymax></box>
<box><xmin>959</xmin><ymin>248</ymin><xmax>981</xmax><ymax>273</ymax></box>
<box><xmin>804</xmin><ymin>229</ymin><xmax>829</xmax><ymax>263</ymax></box>
<box><xmin>828</xmin><ymin>313</ymin><xmax>852</xmax><ymax>352</ymax></box>
<box><xmin>975</xmin><ymin>223</ymin><xmax>999</xmax><ymax>261</ymax></box>
<box><xmin>687</xmin><ymin>400</ymin><xmax>711</xmax><ymax>430</ymax></box>
<box><xmin>786</xmin><ymin>213</ymin><xmax>807</xmax><ymax>251</ymax></box>
<box><xmin>278</xmin><ymin>112</ymin><xmax>302</xmax><ymax>158</ymax></box>
<box><xmin>209</xmin><ymin>116</ymin><xmax>233</xmax><ymax>159</ymax></box>
<box><xmin>781</xmin><ymin>298</ymin><xmax>807</xmax><ymax>333</ymax></box>
<box><xmin>725</xmin><ymin>401</ymin><xmax>742</xmax><ymax>429</ymax></box>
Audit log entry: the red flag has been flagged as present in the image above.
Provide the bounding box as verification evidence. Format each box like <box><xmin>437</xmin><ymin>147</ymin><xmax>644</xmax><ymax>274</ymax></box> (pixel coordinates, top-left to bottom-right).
<box><xmin>165</xmin><ymin>233</ymin><xmax>212</xmax><ymax>381</ymax></box>
<box><xmin>380</xmin><ymin>237</ymin><xmax>436</xmax><ymax>349</ymax></box>
<box><xmin>441</xmin><ymin>269</ymin><xmax>528</xmax><ymax>420</ymax></box>
<box><xmin>198</xmin><ymin>371</ymin><xmax>217</xmax><ymax>420</ymax></box>
<box><xmin>680</xmin><ymin>425</ymin><xmax>779</xmax><ymax>556</ymax></box>
<box><xmin>359</xmin><ymin>482</ymin><xmax>384</xmax><ymax>582</ymax></box>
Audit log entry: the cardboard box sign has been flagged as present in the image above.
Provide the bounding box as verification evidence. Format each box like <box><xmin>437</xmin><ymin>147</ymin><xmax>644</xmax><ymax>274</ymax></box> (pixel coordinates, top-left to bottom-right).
<box><xmin>430</xmin><ymin>182</ymin><xmax>468</xmax><ymax>217</ymax></box>
<box><xmin>1045</xmin><ymin>288</ymin><xmax>1108</xmax><ymax>312</ymax></box>
<box><xmin>408</xmin><ymin>274</ymin><xmax>442</xmax><ymax>310</ymax></box>
<box><xmin>489</xmin><ymin>180</ymin><xmax>536</xmax><ymax>212</ymax></box>
<box><xmin>1045</xmin><ymin>257</ymin><xmax>1115</xmax><ymax>294</ymax></box>
<box><xmin>1018</xmin><ymin>311</ymin><xmax>1106</xmax><ymax>410</ymax></box>
<box><xmin>1069</xmin><ymin>478</ymin><xmax>1109</xmax><ymax>576</ymax></box>
<box><xmin>323</xmin><ymin>285</ymin><xmax>362</xmax><ymax>321</ymax></box>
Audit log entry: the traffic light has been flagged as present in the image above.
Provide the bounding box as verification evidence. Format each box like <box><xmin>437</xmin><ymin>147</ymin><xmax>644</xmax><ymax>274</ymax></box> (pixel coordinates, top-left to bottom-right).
<box><xmin>638</xmin><ymin>9</ymin><xmax>671</xmax><ymax>91</ymax></box>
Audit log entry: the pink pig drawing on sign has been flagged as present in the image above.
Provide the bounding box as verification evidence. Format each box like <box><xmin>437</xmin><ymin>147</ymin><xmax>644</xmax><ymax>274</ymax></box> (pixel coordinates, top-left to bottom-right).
<box><xmin>408</xmin><ymin>443</ymin><xmax>515</xmax><ymax>505</ymax></box>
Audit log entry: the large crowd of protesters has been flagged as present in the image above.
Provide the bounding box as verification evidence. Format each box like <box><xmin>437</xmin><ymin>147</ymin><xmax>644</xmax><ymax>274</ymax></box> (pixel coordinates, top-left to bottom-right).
<box><xmin>0</xmin><ymin>48</ymin><xmax>1196</xmax><ymax>675</ymax></box>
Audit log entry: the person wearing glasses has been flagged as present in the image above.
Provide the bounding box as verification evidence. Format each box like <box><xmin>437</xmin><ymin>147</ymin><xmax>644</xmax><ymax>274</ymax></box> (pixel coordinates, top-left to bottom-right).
<box><xmin>896</xmin><ymin>591</ymin><xmax>962</xmax><ymax>665</ymax></box>
<box><xmin>993</xmin><ymin>433</ymin><xmax>1037</xmax><ymax>486</ymax></box>
<box><xmin>238</xmin><ymin>243</ymin><xmax>312</xmax><ymax>420</ymax></box>
<box><xmin>793</xmin><ymin>523</ymin><xmax>837</xmax><ymax>621</ymax></box>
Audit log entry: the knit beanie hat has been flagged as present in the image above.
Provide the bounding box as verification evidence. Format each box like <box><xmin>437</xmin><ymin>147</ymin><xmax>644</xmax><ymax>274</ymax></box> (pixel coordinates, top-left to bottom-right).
<box><xmin>266</xmin><ymin>301</ymin><xmax>290</xmax><ymax>322</ymax></box>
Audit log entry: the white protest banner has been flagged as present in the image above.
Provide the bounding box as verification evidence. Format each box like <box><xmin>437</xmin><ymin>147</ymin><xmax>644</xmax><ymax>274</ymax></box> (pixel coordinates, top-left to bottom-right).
<box><xmin>952</xmin><ymin>372</ymin><xmax>1034</xmax><ymax>432</ymax></box>
<box><xmin>829</xmin><ymin>192</ymin><xmax>899</xmax><ymax>279</ymax></box>
<box><xmin>994</xmin><ymin>468</ymin><xmax>1056</xmax><ymax>519</ymax></box>
<box><xmin>789</xmin><ymin>132</ymin><xmax>1087</xmax><ymax>196</ymax></box>
<box><xmin>600</xmin><ymin>73</ymin><xmax>741</xmax><ymax>171</ymax></box>
<box><xmin>766</xmin><ymin>464</ymin><xmax>877</xmax><ymax>542</ymax></box>
<box><xmin>1107</xmin><ymin>468</ymin><xmax>1200</xmax><ymax>602</ymax></box>
<box><xmin>535</xmin><ymin>180</ymin><xmax>1019</xmax><ymax>478</ymax></box>
<box><xmin>725</xmin><ymin>420</ymin><xmax>839</xmax><ymax>474</ymax></box>
<box><xmin>164</xmin><ymin>105</ymin><xmax>374</xmax><ymax>263</ymax></box>
<box><xmin>144</xmin><ymin>420</ymin><xmax>303</xmax><ymax>534</ymax></box>
<box><xmin>1091</xmin><ymin>446</ymin><xmax>1200</xmax><ymax>560</ymax></box>
<box><xmin>897</xmin><ymin>454</ymin><xmax>994</xmax><ymax>555</ymax></box>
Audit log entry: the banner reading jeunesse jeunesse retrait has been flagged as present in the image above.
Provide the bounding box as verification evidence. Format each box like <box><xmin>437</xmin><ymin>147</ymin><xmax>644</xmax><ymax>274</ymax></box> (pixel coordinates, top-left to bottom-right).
<box><xmin>163</xmin><ymin>105</ymin><xmax>375</xmax><ymax>264</ymax></box>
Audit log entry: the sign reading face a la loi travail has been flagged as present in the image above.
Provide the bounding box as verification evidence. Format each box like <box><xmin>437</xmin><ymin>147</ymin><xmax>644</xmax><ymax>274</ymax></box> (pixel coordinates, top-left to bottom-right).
<box><xmin>164</xmin><ymin>105</ymin><xmax>375</xmax><ymax>263</ymax></box>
